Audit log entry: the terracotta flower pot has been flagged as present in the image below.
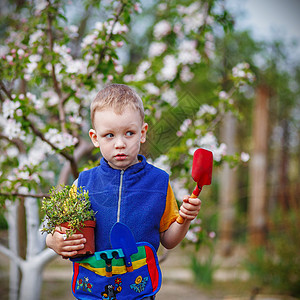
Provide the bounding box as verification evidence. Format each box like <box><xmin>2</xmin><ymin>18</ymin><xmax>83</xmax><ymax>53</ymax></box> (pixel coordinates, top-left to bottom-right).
<box><xmin>60</xmin><ymin>220</ymin><xmax>96</xmax><ymax>258</ymax></box>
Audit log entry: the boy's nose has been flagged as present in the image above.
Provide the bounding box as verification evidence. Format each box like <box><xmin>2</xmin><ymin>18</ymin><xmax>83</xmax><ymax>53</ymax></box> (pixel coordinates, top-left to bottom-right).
<box><xmin>115</xmin><ymin>137</ymin><xmax>125</xmax><ymax>148</ymax></box>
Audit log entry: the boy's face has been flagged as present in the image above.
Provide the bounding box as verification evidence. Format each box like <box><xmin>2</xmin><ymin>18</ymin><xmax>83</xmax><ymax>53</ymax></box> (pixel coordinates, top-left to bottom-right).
<box><xmin>89</xmin><ymin>107</ymin><xmax>148</xmax><ymax>170</ymax></box>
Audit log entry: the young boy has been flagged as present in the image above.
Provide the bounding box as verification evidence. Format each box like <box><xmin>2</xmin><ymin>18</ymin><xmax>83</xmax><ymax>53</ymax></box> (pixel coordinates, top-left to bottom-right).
<box><xmin>46</xmin><ymin>84</ymin><xmax>201</xmax><ymax>299</ymax></box>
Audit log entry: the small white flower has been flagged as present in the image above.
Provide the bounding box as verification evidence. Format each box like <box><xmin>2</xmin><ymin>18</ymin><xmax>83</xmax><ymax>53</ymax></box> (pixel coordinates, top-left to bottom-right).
<box><xmin>29</xmin><ymin>30</ymin><xmax>44</xmax><ymax>45</ymax></box>
<box><xmin>95</xmin><ymin>22</ymin><xmax>103</xmax><ymax>31</ymax></box>
<box><xmin>17</xmin><ymin>49</ymin><xmax>25</xmax><ymax>56</ymax></box>
<box><xmin>197</xmin><ymin>104</ymin><xmax>217</xmax><ymax>116</ymax></box>
<box><xmin>161</xmin><ymin>89</ymin><xmax>177</xmax><ymax>106</ymax></box>
<box><xmin>2</xmin><ymin>100</ymin><xmax>21</xmax><ymax>119</ymax></box>
<box><xmin>81</xmin><ymin>34</ymin><xmax>96</xmax><ymax>48</ymax></box>
<box><xmin>219</xmin><ymin>91</ymin><xmax>229</xmax><ymax>100</ymax></box>
<box><xmin>180</xmin><ymin>119</ymin><xmax>192</xmax><ymax>133</ymax></box>
<box><xmin>148</xmin><ymin>42</ymin><xmax>167</xmax><ymax>58</ymax></box>
<box><xmin>153</xmin><ymin>20</ymin><xmax>171</xmax><ymax>39</ymax></box>
<box><xmin>178</xmin><ymin>40</ymin><xmax>200</xmax><ymax>65</ymax></box>
<box><xmin>3</xmin><ymin>119</ymin><xmax>25</xmax><ymax>140</ymax></box>
<box><xmin>35</xmin><ymin>0</ymin><xmax>48</xmax><ymax>12</ymax></box>
<box><xmin>159</xmin><ymin>55</ymin><xmax>177</xmax><ymax>82</ymax></box>
<box><xmin>180</xmin><ymin>66</ymin><xmax>194</xmax><ymax>82</ymax></box>
<box><xmin>144</xmin><ymin>83</ymin><xmax>160</xmax><ymax>96</ymax></box>
<box><xmin>241</xmin><ymin>152</ymin><xmax>250</xmax><ymax>162</ymax></box>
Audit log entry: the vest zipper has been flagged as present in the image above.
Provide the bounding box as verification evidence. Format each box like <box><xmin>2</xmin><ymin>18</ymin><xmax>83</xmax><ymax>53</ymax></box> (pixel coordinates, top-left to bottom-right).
<box><xmin>117</xmin><ymin>169</ymin><xmax>124</xmax><ymax>222</ymax></box>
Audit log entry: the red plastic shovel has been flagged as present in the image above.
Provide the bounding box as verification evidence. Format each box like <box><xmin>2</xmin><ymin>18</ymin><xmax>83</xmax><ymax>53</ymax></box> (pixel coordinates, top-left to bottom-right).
<box><xmin>176</xmin><ymin>148</ymin><xmax>213</xmax><ymax>224</ymax></box>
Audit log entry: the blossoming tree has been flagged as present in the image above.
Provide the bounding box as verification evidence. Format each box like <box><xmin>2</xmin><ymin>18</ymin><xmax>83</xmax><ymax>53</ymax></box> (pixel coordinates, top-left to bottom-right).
<box><xmin>0</xmin><ymin>0</ymin><xmax>254</xmax><ymax>299</ymax></box>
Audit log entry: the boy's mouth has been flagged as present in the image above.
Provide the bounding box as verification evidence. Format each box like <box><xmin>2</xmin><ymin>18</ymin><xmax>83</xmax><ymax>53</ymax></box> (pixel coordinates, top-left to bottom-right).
<box><xmin>115</xmin><ymin>154</ymin><xmax>127</xmax><ymax>160</ymax></box>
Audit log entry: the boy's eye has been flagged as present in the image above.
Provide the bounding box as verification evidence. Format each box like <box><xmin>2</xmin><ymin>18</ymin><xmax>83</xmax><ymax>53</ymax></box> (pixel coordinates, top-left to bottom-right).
<box><xmin>126</xmin><ymin>131</ymin><xmax>134</xmax><ymax>136</ymax></box>
<box><xmin>105</xmin><ymin>133</ymin><xmax>114</xmax><ymax>138</ymax></box>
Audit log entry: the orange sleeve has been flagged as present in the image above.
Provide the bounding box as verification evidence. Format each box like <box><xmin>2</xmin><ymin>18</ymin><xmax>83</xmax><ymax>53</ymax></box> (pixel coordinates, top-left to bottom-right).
<box><xmin>159</xmin><ymin>181</ymin><xmax>179</xmax><ymax>232</ymax></box>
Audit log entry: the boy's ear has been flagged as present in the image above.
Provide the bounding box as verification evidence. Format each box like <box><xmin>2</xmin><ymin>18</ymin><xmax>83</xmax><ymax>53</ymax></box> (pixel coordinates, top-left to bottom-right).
<box><xmin>140</xmin><ymin>123</ymin><xmax>148</xmax><ymax>144</ymax></box>
<box><xmin>89</xmin><ymin>129</ymin><xmax>99</xmax><ymax>147</ymax></box>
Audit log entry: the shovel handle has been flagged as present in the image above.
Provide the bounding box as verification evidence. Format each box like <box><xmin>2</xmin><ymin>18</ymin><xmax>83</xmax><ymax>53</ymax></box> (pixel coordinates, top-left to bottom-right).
<box><xmin>176</xmin><ymin>185</ymin><xmax>202</xmax><ymax>224</ymax></box>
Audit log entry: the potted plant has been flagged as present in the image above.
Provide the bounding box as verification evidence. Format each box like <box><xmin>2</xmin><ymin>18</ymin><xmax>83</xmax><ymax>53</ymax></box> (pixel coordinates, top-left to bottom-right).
<box><xmin>41</xmin><ymin>185</ymin><xmax>96</xmax><ymax>257</ymax></box>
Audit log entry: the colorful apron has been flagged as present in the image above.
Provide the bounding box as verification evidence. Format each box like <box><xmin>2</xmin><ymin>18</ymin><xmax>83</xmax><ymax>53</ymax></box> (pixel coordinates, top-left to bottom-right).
<box><xmin>71</xmin><ymin>223</ymin><xmax>162</xmax><ymax>300</ymax></box>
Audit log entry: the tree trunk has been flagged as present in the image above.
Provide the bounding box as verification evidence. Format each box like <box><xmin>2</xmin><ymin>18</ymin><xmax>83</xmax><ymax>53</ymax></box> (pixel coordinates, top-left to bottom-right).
<box><xmin>6</xmin><ymin>201</ymin><xmax>21</xmax><ymax>300</ymax></box>
<box><xmin>219</xmin><ymin>112</ymin><xmax>237</xmax><ymax>256</ymax></box>
<box><xmin>278</xmin><ymin>119</ymin><xmax>290</xmax><ymax>210</ymax></box>
<box><xmin>248</xmin><ymin>86</ymin><xmax>269</xmax><ymax>246</ymax></box>
<box><xmin>19</xmin><ymin>249</ymin><xmax>57</xmax><ymax>300</ymax></box>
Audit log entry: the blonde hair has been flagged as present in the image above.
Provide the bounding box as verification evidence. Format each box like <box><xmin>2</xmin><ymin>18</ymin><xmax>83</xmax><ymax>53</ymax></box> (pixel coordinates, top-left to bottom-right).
<box><xmin>90</xmin><ymin>84</ymin><xmax>145</xmax><ymax>128</ymax></box>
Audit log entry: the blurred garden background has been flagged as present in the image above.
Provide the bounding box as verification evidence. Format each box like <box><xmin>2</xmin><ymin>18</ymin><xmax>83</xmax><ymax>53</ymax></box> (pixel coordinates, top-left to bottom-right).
<box><xmin>0</xmin><ymin>0</ymin><xmax>299</xmax><ymax>299</ymax></box>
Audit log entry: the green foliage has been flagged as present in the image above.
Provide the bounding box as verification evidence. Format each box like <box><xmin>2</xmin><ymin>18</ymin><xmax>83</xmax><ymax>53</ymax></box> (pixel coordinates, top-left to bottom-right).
<box><xmin>190</xmin><ymin>253</ymin><xmax>217</xmax><ymax>287</ymax></box>
<box><xmin>245</xmin><ymin>210</ymin><xmax>300</xmax><ymax>297</ymax></box>
<box><xmin>41</xmin><ymin>185</ymin><xmax>96</xmax><ymax>237</ymax></box>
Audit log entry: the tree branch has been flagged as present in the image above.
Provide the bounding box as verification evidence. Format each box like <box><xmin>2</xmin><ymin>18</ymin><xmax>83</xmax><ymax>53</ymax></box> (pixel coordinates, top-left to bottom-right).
<box><xmin>0</xmin><ymin>243</ymin><xmax>24</xmax><ymax>265</ymax></box>
<box><xmin>0</xmin><ymin>79</ymin><xmax>79</xmax><ymax>178</ymax></box>
<box><xmin>0</xmin><ymin>80</ymin><xmax>13</xmax><ymax>100</ymax></box>
<box><xmin>24</xmin><ymin>116</ymin><xmax>79</xmax><ymax>178</ymax></box>
<box><xmin>89</xmin><ymin>1</ymin><xmax>126</xmax><ymax>76</ymax></box>
<box><xmin>0</xmin><ymin>133</ymin><xmax>26</xmax><ymax>153</ymax></box>
<box><xmin>0</xmin><ymin>192</ymin><xmax>49</xmax><ymax>199</ymax></box>
<box><xmin>46</xmin><ymin>2</ymin><xmax>66</xmax><ymax>133</ymax></box>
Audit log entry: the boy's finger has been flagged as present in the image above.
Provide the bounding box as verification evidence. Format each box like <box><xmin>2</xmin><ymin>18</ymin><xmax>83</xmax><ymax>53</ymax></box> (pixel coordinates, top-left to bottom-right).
<box><xmin>183</xmin><ymin>195</ymin><xmax>190</xmax><ymax>203</ymax></box>
<box><xmin>66</xmin><ymin>234</ymin><xmax>85</xmax><ymax>240</ymax></box>
<box><xmin>188</xmin><ymin>197</ymin><xmax>201</xmax><ymax>206</ymax></box>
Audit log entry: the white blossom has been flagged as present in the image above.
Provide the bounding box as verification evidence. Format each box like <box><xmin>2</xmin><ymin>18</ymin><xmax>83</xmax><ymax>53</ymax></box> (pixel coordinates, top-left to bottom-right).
<box><xmin>27</xmin><ymin>140</ymin><xmax>52</xmax><ymax>166</ymax></box>
<box><xmin>27</xmin><ymin>92</ymin><xmax>43</xmax><ymax>110</ymax></box>
<box><xmin>134</xmin><ymin>61</ymin><xmax>151</xmax><ymax>81</ymax></box>
<box><xmin>65</xmin><ymin>100</ymin><xmax>80</xmax><ymax>115</ymax></box>
<box><xmin>17</xmin><ymin>48</ymin><xmax>25</xmax><ymax>56</ymax></box>
<box><xmin>0</xmin><ymin>45</ymin><xmax>9</xmax><ymax>57</ymax></box>
<box><xmin>182</xmin><ymin>13</ymin><xmax>205</xmax><ymax>34</ymax></box>
<box><xmin>29</xmin><ymin>30</ymin><xmax>44</xmax><ymax>45</ymax></box>
<box><xmin>205</xmin><ymin>33</ymin><xmax>215</xmax><ymax>59</ymax></box>
<box><xmin>2</xmin><ymin>99</ymin><xmax>21</xmax><ymax>119</ymax></box>
<box><xmin>185</xmin><ymin>230</ymin><xmax>198</xmax><ymax>243</ymax></box>
<box><xmin>241</xmin><ymin>152</ymin><xmax>250</xmax><ymax>162</ymax></box>
<box><xmin>158</xmin><ymin>55</ymin><xmax>177</xmax><ymax>82</ymax></box>
<box><xmin>42</xmin><ymin>90</ymin><xmax>59</xmax><ymax>106</ymax></box>
<box><xmin>6</xmin><ymin>55</ymin><xmax>13</xmax><ymax>63</ymax></box>
<box><xmin>95</xmin><ymin>22</ymin><xmax>103</xmax><ymax>31</ymax></box>
<box><xmin>35</xmin><ymin>0</ymin><xmax>48</xmax><ymax>12</ymax></box>
<box><xmin>3</xmin><ymin>119</ymin><xmax>25</xmax><ymax>140</ymax></box>
<box><xmin>25</xmin><ymin>61</ymin><xmax>38</xmax><ymax>75</ymax></box>
<box><xmin>197</xmin><ymin>104</ymin><xmax>217</xmax><ymax>116</ymax></box>
<box><xmin>177</xmin><ymin>2</ymin><xmax>201</xmax><ymax>15</ymax></box>
<box><xmin>194</xmin><ymin>132</ymin><xmax>227</xmax><ymax>161</ymax></box>
<box><xmin>219</xmin><ymin>91</ymin><xmax>229</xmax><ymax>100</ymax></box>
<box><xmin>6</xmin><ymin>146</ymin><xmax>19</xmax><ymax>158</ymax></box>
<box><xmin>179</xmin><ymin>119</ymin><xmax>192</xmax><ymax>133</ymax></box>
<box><xmin>45</xmin><ymin>128</ymin><xmax>78</xmax><ymax>150</ymax></box>
<box><xmin>161</xmin><ymin>89</ymin><xmax>177</xmax><ymax>106</ymax></box>
<box><xmin>153</xmin><ymin>20</ymin><xmax>172</xmax><ymax>39</ymax></box>
<box><xmin>232</xmin><ymin>62</ymin><xmax>254</xmax><ymax>82</ymax></box>
<box><xmin>151</xmin><ymin>155</ymin><xmax>171</xmax><ymax>174</ymax></box>
<box><xmin>105</xmin><ymin>21</ymin><xmax>128</xmax><ymax>35</ymax></box>
<box><xmin>178</xmin><ymin>40</ymin><xmax>201</xmax><ymax>65</ymax></box>
<box><xmin>148</xmin><ymin>42</ymin><xmax>167</xmax><ymax>58</ymax></box>
<box><xmin>66</xmin><ymin>59</ymin><xmax>88</xmax><ymax>74</ymax></box>
<box><xmin>180</xmin><ymin>66</ymin><xmax>194</xmax><ymax>82</ymax></box>
<box><xmin>213</xmin><ymin>143</ymin><xmax>227</xmax><ymax>162</ymax></box>
<box><xmin>144</xmin><ymin>83</ymin><xmax>160</xmax><ymax>96</ymax></box>
<box><xmin>68</xmin><ymin>25</ymin><xmax>79</xmax><ymax>38</ymax></box>
<box><xmin>171</xmin><ymin>178</ymin><xmax>188</xmax><ymax>202</ymax></box>
<box><xmin>81</xmin><ymin>33</ymin><xmax>97</xmax><ymax>48</ymax></box>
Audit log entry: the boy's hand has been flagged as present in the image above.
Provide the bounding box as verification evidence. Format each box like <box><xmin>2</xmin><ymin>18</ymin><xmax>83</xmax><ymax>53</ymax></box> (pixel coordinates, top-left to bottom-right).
<box><xmin>46</xmin><ymin>226</ymin><xmax>86</xmax><ymax>258</ymax></box>
<box><xmin>179</xmin><ymin>195</ymin><xmax>201</xmax><ymax>221</ymax></box>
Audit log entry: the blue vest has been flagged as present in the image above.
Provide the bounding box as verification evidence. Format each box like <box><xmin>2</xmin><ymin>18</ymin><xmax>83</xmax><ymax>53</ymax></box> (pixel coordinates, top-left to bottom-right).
<box><xmin>78</xmin><ymin>155</ymin><xmax>169</xmax><ymax>251</ymax></box>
